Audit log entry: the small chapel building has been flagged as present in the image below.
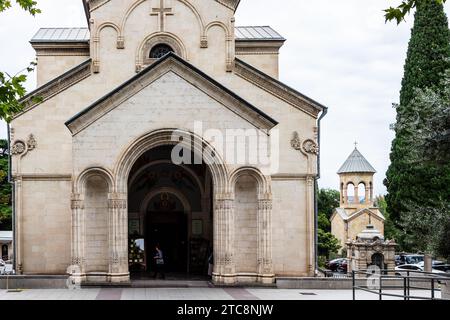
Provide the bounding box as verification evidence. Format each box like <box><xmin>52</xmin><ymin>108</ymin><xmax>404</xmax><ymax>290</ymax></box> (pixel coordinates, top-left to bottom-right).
<box><xmin>330</xmin><ymin>146</ymin><xmax>385</xmax><ymax>250</ymax></box>
<box><xmin>9</xmin><ymin>0</ymin><xmax>327</xmax><ymax>285</ymax></box>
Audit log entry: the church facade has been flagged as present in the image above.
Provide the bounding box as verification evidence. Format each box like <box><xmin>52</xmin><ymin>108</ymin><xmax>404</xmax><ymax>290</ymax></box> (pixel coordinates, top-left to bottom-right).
<box><xmin>10</xmin><ymin>0</ymin><xmax>326</xmax><ymax>285</ymax></box>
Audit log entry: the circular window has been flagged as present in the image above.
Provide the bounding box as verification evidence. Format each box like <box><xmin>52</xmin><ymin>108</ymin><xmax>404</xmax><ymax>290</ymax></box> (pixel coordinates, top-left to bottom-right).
<box><xmin>149</xmin><ymin>44</ymin><xmax>174</xmax><ymax>59</ymax></box>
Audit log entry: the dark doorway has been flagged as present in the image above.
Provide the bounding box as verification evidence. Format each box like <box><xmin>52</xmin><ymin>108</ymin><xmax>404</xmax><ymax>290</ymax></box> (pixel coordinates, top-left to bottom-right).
<box><xmin>128</xmin><ymin>145</ymin><xmax>213</xmax><ymax>280</ymax></box>
<box><xmin>1</xmin><ymin>244</ymin><xmax>7</xmax><ymax>260</ymax></box>
<box><xmin>371</xmin><ymin>253</ymin><xmax>385</xmax><ymax>270</ymax></box>
<box><xmin>146</xmin><ymin>210</ymin><xmax>188</xmax><ymax>273</ymax></box>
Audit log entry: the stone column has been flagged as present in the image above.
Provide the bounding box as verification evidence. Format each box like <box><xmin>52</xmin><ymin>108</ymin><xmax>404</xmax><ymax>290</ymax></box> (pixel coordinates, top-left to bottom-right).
<box><xmin>70</xmin><ymin>193</ymin><xmax>85</xmax><ymax>276</ymax></box>
<box><xmin>14</xmin><ymin>177</ymin><xmax>23</xmax><ymax>274</ymax></box>
<box><xmin>306</xmin><ymin>176</ymin><xmax>315</xmax><ymax>275</ymax></box>
<box><xmin>108</xmin><ymin>194</ymin><xmax>129</xmax><ymax>283</ymax></box>
<box><xmin>365</xmin><ymin>186</ymin><xmax>370</xmax><ymax>205</ymax></box>
<box><xmin>213</xmin><ymin>196</ymin><xmax>235</xmax><ymax>284</ymax></box>
<box><xmin>354</xmin><ymin>185</ymin><xmax>359</xmax><ymax>205</ymax></box>
<box><xmin>257</xmin><ymin>197</ymin><xmax>274</xmax><ymax>283</ymax></box>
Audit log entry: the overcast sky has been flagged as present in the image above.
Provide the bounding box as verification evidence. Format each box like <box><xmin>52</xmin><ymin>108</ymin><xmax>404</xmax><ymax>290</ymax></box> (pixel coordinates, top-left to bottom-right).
<box><xmin>0</xmin><ymin>0</ymin><xmax>449</xmax><ymax>195</ymax></box>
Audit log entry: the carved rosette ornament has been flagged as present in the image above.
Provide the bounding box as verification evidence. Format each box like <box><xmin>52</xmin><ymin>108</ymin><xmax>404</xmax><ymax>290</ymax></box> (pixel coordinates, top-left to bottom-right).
<box><xmin>291</xmin><ymin>131</ymin><xmax>319</xmax><ymax>156</ymax></box>
<box><xmin>12</xmin><ymin>134</ymin><xmax>37</xmax><ymax>156</ymax></box>
<box><xmin>11</xmin><ymin>141</ymin><xmax>26</xmax><ymax>155</ymax></box>
<box><xmin>302</xmin><ymin>139</ymin><xmax>319</xmax><ymax>155</ymax></box>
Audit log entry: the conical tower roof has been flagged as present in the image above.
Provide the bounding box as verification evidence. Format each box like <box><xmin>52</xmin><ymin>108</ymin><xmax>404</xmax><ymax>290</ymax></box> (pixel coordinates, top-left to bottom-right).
<box><xmin>337</xmin><ymin>147</ymin><xmax>376</xmax><ymax>174</ymax></box>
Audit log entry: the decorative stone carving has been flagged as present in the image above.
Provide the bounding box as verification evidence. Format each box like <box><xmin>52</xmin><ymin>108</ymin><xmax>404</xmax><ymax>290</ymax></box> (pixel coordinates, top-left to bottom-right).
<box><xmin>258</xmin><ymin>199</ymin><xmax>272</xmax><ymax>211</ymax></box>
<box><xmin>27</xmin><ymin>134</ymin><xmax>37</xmax><ymax>151</ymax></box>
<box><xmin>116</xmin><ymin>36</ymin><xmax>125</xmax><ymax>49</ymax></box>
<box><xmin>291</xmin><ymin>132</ymin><xmax>319</xmax><ymax>156</ymax></box>
<box><xmin>290</xmin><ymin>131</ymin><xmax>302</xmax><ymax>151</ymax></box>
<box><xmin>108</xmin><ymin>199</ymin><xmax>127</xmax><ymax>209</ymax></box>
<box><xmin>200</xmin><ymin>36</ymin><xmax>208</xmax><ymax>48</ymax></box>
<box><xmin>11</xmin><ymin>141</ymin><xmax>26</xmax><ymax>155</ymax></box>
<box><xmin>71</xmin><ymin>256</ymin><xmax>85</xmax><ymax>267</ymax></box>
<box><xmin>12</xmin><ymin>134</ymin><xmax>38</xmax><ymax>156</ymax></box>
<box><xmin>110</xmin><ymin>252</ymin><xmax>120</xmax><ymax>265</ymax></box>
<box><xmin>303</xmin><ymin>139</ymin><xmax>319</xmax><ymax>155</ymax></box>
<box><xmin>93</xmin><ymin>60</ymin><xmax>100</xmax><ymax>73</ymax></box>
<box><xmin>71</xmin><ymin>200</ymin><xmax>85</xmax><ymax>210</ymax></box>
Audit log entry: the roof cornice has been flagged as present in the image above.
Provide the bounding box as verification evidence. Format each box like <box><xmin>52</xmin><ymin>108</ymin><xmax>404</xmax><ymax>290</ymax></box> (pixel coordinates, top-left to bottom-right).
<box><xmin>234</xmin><ymin>58</ymin><xmax>325</xmax><ymax>117</ymax></box>
<box><xmin>215</xmin><ymin>0</ymin><xmax>241</xmax><ymax>11</ymax></box>
<box><xmin>13</xmin><ymin>59</ymin><xmax>92</xmax><ymax>120</ymax></box>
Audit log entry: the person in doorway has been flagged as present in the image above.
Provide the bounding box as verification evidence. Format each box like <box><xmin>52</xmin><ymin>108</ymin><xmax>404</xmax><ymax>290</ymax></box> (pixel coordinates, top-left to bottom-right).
<box><xmin>208</xmin><ymin>249</ymin><xmax>214</xmax><ymax>279</ymax></box>
<box><xmin>153</xmin><ymin>244</ymin><xmax>165</xmax><ymax>279</ymax></box>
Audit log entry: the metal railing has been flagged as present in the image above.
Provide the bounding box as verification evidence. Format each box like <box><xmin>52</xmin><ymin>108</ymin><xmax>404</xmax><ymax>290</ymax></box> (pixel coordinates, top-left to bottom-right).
<box><xmin>352</xmin><ymin>269</ymin><xmax>450</xmax><ymax>300</ymax></box>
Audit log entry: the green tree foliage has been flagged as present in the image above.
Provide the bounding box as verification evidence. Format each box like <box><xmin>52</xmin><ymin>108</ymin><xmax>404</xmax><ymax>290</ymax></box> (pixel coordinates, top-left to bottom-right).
<box><xmin>0</xmin><ymin>0</ymin><xmax>40</xmax><ymax>121</ymax></box>
<box><xmin>318</xmin><ymin>212</ymin><xmax>330</xmax><ymax>231</ymax></box>
<box><xmin>317</xmin><ymin>188</ymin><xmax>340</xmax><ymax>221</ymax></box>
<box><xmin>401</xmin><ymin>202</ymin><xmax>449</xmax><ymax>259</ymax></box>
<box><xmin>317</xmin><ymin>188</ymin><xmax>341</xmax><ymax>259</ymax></box>
<box><xmin>0</xmin><ymin>139</ymin><xmax>11</xmax><ymax>230</ymax></box>
<box><xmin>385</xmin><ymin>1</ymin><xmax>450</xmax><ymax>235</ymax></box>
<box><xmin>385</xmin><ymin>0</ymin><xmax>447</xmax><ymax>24</ymax></box>
<box><xmin>318</xmin><ymin>229</ymin><xmax>341</xmax><ymax>259</ymax></box>
<box><xmin>393</xmin><ymin>73</ymin><xmax>450</xmax><ymax>257</ymax></box>
<box><xmin>374</xmin><ymin>195</ymin><xmax>402</xmax><ymax>244</ymax></box>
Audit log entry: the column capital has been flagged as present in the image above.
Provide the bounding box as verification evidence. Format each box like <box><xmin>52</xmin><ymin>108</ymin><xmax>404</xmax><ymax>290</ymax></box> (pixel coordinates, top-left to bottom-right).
<box><xmin>108</xmin><ymin>199</ymin><xmax>127</xmax><ymax>209</ymax></box>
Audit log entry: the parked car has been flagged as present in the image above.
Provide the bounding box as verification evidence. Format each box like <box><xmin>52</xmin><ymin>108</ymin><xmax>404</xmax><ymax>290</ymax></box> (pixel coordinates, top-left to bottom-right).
<box><xmin>416</xmin><ymin>260</ymin><xmax>446</xmax><ymax>269</ymax></box>
<box><xmin>430</xmin><ymin>264</ymin><xmax>450</xmax><ymax>273</ymax></box>
<box><xmin>396</xmin><ymin>254</ymin><xmax>424</xmax><ymax>266</ymax></box>
<box><xmin>325</xmin><ymin>258</ymin><xmax>346</xmax><ymax>272</ymax></box>
<box><xmin>337</xmin><ymin>259</ymin><xmax>348</xmax><ymax>273</ymax></box>
<box><xmin>395</xmin><ymin>264</ymin><xmax>445</xmax><ymax>276</ymax></box>
<box><xmin>0</xmin><ymin>259</ymin><xmax>15</xmax><ymax>275</ymax></box>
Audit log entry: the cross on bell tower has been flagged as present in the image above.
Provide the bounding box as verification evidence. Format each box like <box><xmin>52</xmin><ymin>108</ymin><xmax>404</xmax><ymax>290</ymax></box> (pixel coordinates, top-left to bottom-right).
<box><xmin>151</xmin><ymin>0</ymin><xmax>174</xmax><ymax>32</ymax></box>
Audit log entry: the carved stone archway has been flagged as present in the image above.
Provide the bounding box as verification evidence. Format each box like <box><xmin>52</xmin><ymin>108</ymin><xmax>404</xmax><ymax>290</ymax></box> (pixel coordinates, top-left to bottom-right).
<box><xmin>114</xmin><ymin>129</ymin><xmax>236</xmax><ymax>284</ymax></box>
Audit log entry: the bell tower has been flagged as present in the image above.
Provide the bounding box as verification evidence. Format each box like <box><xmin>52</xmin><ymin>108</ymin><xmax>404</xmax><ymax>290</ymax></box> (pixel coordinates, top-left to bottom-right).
<box><xmin>337</xmin><ymin>144</ymin><xmax>376</xmax><ymax>209</ymax></box>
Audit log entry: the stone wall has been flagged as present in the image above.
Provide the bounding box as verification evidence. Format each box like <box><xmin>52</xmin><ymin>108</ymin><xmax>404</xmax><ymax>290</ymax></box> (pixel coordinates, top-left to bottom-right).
<box><xmin>84</xmin><ymin>175</ymin><xmax>109</xmax><ymax>273</ymax></box>
<box><xmin>234</xmin><ymin>174</ymin><xmax>258</xmax><ymax>274</ymax></box>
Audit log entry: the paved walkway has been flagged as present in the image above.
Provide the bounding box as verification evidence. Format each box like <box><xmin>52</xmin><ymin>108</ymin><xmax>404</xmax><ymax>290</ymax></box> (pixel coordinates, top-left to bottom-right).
<box><xmin>0</xmin><ymin>287</ymin><xmax>440</xmax><ymax>300</ymax></box>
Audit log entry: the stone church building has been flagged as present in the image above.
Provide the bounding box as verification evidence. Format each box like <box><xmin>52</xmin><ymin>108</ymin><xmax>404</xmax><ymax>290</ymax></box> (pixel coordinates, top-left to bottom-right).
<box><xmin>10</xmin><ymin>0</ymin><xmax>326</xmax><ymax>285</ymax></box>
<box><xmin>331</xmin><ymin>146</ymin><xmax>385</xmax><ymax>250</ymax></box>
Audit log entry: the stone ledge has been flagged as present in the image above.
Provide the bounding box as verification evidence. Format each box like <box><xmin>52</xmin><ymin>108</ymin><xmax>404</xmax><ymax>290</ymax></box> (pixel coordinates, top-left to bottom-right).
<box><xmin>276</xmin><ymin>277</ymin><xmax>435</xmax><ymax>290</ymax></box>
<box><xmin>0</xmin><ymin>275</ymin><xmax>68</xmax><ymax>289</ymax></box>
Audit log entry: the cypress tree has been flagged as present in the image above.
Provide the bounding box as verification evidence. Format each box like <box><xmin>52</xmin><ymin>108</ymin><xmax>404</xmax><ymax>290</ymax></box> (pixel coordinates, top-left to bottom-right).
<box><xmin>385</xmin><ymin>0</ymin><xmax>450</xmax><ymax>230</ymax></box>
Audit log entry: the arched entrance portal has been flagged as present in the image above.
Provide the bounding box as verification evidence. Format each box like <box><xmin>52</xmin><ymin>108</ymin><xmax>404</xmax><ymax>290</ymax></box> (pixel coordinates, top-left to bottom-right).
<box><xmin>127</xmin><ymin>146</ymin><xmax>213</xmax><ymax>278</ymax></box>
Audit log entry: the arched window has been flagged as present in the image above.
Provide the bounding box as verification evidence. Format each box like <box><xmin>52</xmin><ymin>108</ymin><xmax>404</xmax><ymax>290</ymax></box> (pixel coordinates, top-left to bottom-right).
<box><xmin>347</xmin><ymin>183</ymin><xmax>355</xmax><ymax>204</ymax></box>
<box><xmin>358</xmin><ymin>183</ymin><xmax>366</xmax><ymax>203</ymax></box>
<box><xmin>149</xmin><ymin>44</ymin><xmax>174</xmax><ymax>59</ymax></box>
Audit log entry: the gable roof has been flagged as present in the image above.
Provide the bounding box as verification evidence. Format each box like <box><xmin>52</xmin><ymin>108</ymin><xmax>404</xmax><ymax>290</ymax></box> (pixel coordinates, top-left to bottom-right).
<box><xmin>234</xmin><ymin>58</ymin><xmax>326</xmax><ymax>117</ymax></box>
<box><xmin>31</xmin><ymin>28</ymin><xmax>90</xmax><ymax>43</ymax></box>
<box><xmin>331</xmin><ymin>207</ymin><xmax>385</xmax><ymax>223</ymax></box>
<box><xmin>235</xmin><ymin>26</ymin><xmax>285</xmax><ymax>41</ymax></box>
<box><xmin>337</xmin><ymin>148</ymin><xmax>376</xmax><ymax>174</ymax></box>
<box><xmin>65</xmin><ymin>52</ymin><xmax>278</xmax><ymax>135</ymax></box>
